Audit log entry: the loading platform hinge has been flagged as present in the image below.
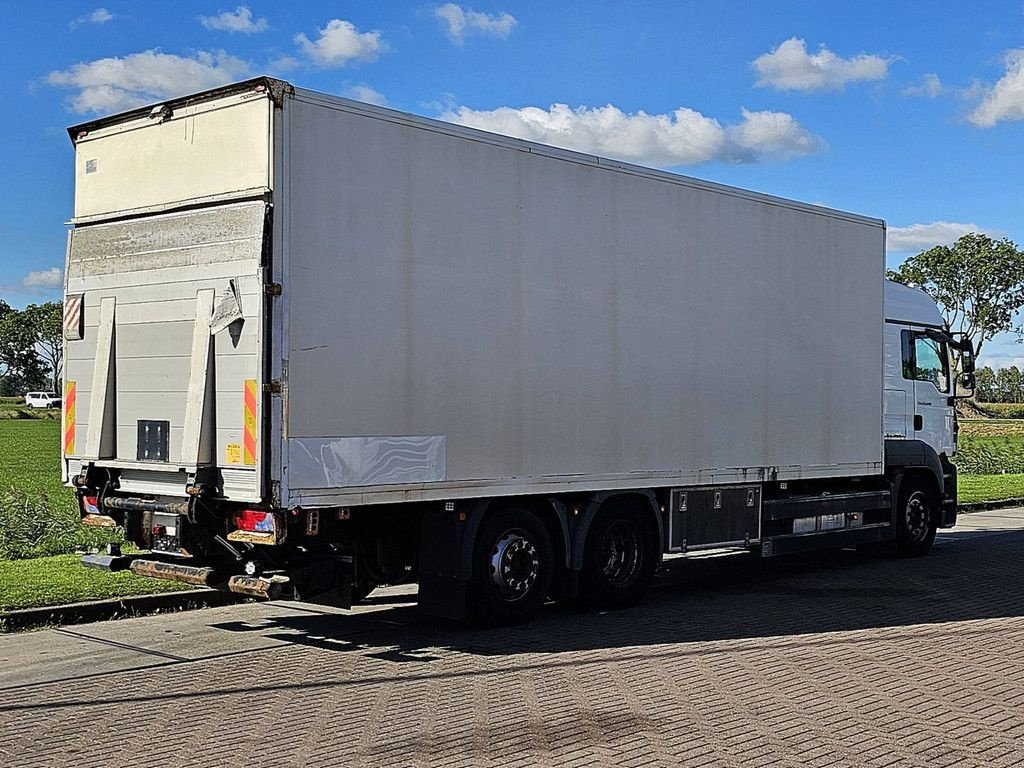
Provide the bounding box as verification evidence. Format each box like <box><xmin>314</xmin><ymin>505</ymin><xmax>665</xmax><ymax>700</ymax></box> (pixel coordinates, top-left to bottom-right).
<box><xmin>264</xmin><ymin>380</ymin><xmax>283</xmax><ymax>395</ymax></box>
<box><xmin>264</xmin><ymin>283</ymin><xmax>282</xmax><ymax>296</ymax></box>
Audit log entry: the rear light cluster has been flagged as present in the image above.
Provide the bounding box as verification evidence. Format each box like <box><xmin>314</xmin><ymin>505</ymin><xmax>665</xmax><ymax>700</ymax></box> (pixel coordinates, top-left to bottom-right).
<box><xmin>83</xmin><ymin>495</ymin><xmax>100</xmax><ymax>516</ymax></box>
<box><xmin>233</xmin><ymin>509</ymin><xmax>276</xmax><ymax>533</ymax></box>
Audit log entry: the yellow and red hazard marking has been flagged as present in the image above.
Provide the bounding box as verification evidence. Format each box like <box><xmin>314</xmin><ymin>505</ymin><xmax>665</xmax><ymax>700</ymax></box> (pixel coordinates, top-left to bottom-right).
<box><xmin>64</xmin><ymin>380</ymin><xmax>76</xmax><ymax>455</ymax></box>
<box><xmin>243</xmin><ymin>379</ymin><xmax>257</xmax><ymax>465</ymax></box>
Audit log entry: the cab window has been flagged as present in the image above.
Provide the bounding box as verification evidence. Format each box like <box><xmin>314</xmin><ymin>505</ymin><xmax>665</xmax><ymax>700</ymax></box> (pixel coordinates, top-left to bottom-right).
<box><xmin>901</xmin><ymin>330</ymin><xmax>950</xmax><ymax>393</ymax></box>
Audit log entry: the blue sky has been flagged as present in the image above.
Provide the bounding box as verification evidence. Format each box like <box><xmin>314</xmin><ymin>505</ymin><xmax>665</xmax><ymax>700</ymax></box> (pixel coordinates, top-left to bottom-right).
<box><xmin>2</xmin><ymin>1</ymin><xmax>1023</xmax><ymax>365</ymax></box>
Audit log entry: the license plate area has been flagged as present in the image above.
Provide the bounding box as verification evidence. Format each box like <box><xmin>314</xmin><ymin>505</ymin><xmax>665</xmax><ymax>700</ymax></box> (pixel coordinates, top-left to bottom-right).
<box><xmin>150</xmin><ymin>512</ymin><xmax>188</xmax><ymax>554</ymax></box>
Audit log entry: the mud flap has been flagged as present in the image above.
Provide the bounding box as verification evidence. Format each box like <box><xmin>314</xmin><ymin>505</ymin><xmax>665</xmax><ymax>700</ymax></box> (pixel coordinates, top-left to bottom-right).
<box><xmin>417</xmin><ymin>507</ymin><xmax>470</xmax><ymax>620</ymax></box>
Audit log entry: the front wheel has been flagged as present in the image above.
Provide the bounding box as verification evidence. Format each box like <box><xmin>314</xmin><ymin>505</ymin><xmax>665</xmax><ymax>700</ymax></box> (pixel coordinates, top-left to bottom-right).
<box><xmin>895</xmin><ymin>476</ymin><xmax>938</xmax><ymax>557</ymax></box>
<box><xmin>468</xmin><ymin>507</ymin><xmax>553</xmax><ymax>625</ymax></box>
<box><xmin>576</xmin><ymin>501</ymin><xmax>658</xmax><ymax>610</ymax></box>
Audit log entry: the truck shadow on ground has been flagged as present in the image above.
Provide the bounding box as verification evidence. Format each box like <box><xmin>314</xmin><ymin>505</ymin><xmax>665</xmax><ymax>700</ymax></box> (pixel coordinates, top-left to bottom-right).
<box><xmin>208</xmin><ymin>526</ymin><xmax>1024</xmax><ymax>661</ymax></box>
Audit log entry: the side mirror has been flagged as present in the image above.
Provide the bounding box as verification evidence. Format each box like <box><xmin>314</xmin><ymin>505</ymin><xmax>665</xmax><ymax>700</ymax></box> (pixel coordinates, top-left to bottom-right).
<box><xmin>956</xmin><ymin>371</ymin><xmax>976</xmax><ymax>399</ymax></box>
<box><xmin>953</xmin><ymin>333</ymin><xmax>975</xmax><ymax>373</ymax></box>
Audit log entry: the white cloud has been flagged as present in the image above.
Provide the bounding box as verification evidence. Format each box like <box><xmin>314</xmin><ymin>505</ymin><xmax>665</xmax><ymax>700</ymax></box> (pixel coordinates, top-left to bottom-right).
<box><xmin>198</xmin><ymin>6</ymin><xmax>268</xmax><ymax>34</ymax></box>
<box><xmin>295</xmin><ymin>19</ymin><xmax>386</xmax><ymax>68</ymax></box>
<box><xmin>441</xmin><ymin>102</ymin><xmax>824</xmax><ymax>166</ymax></box>
<box><xmin>342</xmin><ymin>84</ymin><xmax>388</xmax><ymax>106</ymax></box>
<box><xmin>902</xmin><ymin>73</ymin><xmax>944</xmax><ymax>98</ymax></box>
<box><xmin>23</xmin><ymin>268</ymin><xmax>63</xmax><ymax>289</ymax></box>
<box><xmin>47</xmin><ymin>50</ymin><xmax>251</xmax><ymax>115</ymax></box>
<box><xmin>753</xmin><ymin>38</ymin><xmax>893</xmax><ymax>92</ymax></box>
<box><xmin>268</xmin><ymin>55</ymin><xmax>300</xmax><ymax>73</ymax></box>
<box><xmin>435</xmin><ymin>4</ymin><xmax>517</xmax><ymax>44</ymax></box>
<box><xmin>728</xmin><ymin>108</ymin><xmax>822</xmax><ymax>159</ymax></box>
<box><xmin>968</xmin><ymin>49</ymin><xmax>1024</xmax><ymax>127</ymax></box>
<box><xmin>70</xmin><ymin>8</ymin><xmax>114</xmax><ymax>29</ymax></box>
<box><xmin>886</xmin><ymin>221</ymin><xmax>992</xmax><ymax>253</ymax></box>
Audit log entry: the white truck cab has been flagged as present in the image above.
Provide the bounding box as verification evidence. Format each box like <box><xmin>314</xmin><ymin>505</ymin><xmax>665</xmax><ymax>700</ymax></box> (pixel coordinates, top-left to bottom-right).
<box><xmin>883</xmin><ymin>279</ymin><xmax>974</xmax><ymax>535</ymax></box>
<box><xmin>884</xmin><ymin>280</ymin><xmax>970</xmax><ymax>457</ymax></box>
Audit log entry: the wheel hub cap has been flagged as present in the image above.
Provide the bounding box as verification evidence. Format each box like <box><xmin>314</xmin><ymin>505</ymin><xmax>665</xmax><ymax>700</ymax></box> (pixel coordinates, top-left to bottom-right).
<box><xmin>489</xmin><ymin>530</ymin><xmax>539</xmax><ymax>602</ymax></box>
<box><xmin>906</xmin><ymin>492</ymin><xmax>929</xmax><ymax>542</ymax></box>
<box><xmin>601</xmin><ymin>522</ymin><xmax>641</xmax><ymax>588</ymax></box>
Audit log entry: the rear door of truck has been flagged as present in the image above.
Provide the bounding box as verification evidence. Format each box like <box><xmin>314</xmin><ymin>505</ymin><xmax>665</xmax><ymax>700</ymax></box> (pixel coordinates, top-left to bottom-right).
<box><xmin>63</xmin><ymin>80</ymin><xmax>280</xmax><ymax>504</ymax></box>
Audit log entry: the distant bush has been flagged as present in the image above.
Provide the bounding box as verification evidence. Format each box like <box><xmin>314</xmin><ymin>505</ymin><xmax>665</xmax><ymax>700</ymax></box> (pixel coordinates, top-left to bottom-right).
<box><xmin>0</xmin><ymin>407</ymin><xmax>59</xmax><ymax>420</ymax></box>
<box><xmin>976</xmin><ymin>402</ymin><xmax>1024</xmax><ymax>419</ymax></box>
<box><xmin>0</xmin><ymin>488</ymin><xmax>123</xmax><ymax>560</ymax></box>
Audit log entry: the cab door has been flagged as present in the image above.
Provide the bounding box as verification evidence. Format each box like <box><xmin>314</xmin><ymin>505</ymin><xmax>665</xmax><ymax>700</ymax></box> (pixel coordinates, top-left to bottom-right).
<box><xmin>902</xmin><ymin>330</ymin><xmax>955</xmax><ymax>455</ymax></box>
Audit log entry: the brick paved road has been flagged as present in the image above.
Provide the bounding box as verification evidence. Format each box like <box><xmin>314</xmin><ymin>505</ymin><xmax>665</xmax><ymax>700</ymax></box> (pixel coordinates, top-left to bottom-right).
<box><xmin>2</xmin><ymin>509</ymin><xmax>1024</xmax><ymax>768</ymax></box>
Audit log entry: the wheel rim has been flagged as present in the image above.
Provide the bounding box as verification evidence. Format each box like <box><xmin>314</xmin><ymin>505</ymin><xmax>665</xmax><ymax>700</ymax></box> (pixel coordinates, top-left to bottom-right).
<box><xmin>599</xmin><ymin>520</ymin><xmax>642</xmax><ymax>588</ymax></box>
<box><xmin>905</xmin><ymin>491</ymin><xmax>931</xmax><ymax>543</ymax></box>
<box><xmin>489</xmin><ymin>529</ymin><xmax>540</xmax><ymax>602</ymax></box>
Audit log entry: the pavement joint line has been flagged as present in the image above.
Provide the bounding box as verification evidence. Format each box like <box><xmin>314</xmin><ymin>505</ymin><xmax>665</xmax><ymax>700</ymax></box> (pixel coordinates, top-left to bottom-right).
<box><xmin>54</xmin><ymin>628</ymin><xmax>189</xmax><ymax>662</ymax></box>
<box><xmin>0</xmin><ymin>615</ymin><xmax>431</xmax><ymax>694</ymax></box>
<box><xmin>0</xmin><ymin>642</ymin><xmax>299</xmax><ymax>694</ymax></box>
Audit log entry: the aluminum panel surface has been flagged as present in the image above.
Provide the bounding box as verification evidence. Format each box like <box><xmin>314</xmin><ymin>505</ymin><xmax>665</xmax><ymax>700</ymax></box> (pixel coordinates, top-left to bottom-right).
<box><xmin>289</xmin><ymin>436</ymin><xmax>447</xmax><ymax>488</ymax></box>
<box><xmin>283</xmin><ymin>96</ymin><xmax>885</xmax><ymax>499</ymax></box>
<box><xmin>73</xmin><ymin>94</ymin><xmax>272</xmax><ymax>220</ymax></box>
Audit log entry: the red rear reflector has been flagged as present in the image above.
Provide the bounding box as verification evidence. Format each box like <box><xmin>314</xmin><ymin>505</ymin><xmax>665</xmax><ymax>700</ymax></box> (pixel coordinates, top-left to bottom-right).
<box><xmin>83</xmin><ymin>495</ymin><xmax>100</xmax><ymax>516</ymax></box>
<box><xmin>152</xmin><ymin>525</ymin><xmax>166</xmax><ymax>536</ymax></box>
<box><xmin>234</xmin><ymin>509</ymin><xmax>275</xmax><ymax>533</ymax></box>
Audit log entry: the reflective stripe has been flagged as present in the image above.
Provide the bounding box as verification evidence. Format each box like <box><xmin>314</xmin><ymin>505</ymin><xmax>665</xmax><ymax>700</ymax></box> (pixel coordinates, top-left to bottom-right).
<box><xmin>64</xmin><ymin>294</ymin><xmax>83</xmax><ymax>340</ymax></box>
<box><xmin>64</xmin><ymin>381</ymin><xmax>76</xmax><ymax>455</ymax></box>
<box><xmin>243</xmin><ymin>379</ymin><xmax>257</xmax><ymax>465</ymax></box>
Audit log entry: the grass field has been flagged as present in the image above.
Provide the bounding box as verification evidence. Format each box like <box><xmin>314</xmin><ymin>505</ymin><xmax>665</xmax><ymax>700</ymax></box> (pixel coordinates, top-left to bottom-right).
<box><xmin>0</xmin><ymin>554</ymin><xmax>181</xmax><ymax>612</ymax></box>
<box><xmin>0</xmin><ymin>419</ymin><xmax>75</xmax><ymax>511</ymax></box>
<box><xmin>0</xmin><ymin>419</ymin><xmax>187</xmax><ymax>610</ymax></box>
<box><xmin>958</xmin><ymin>474</ymin><xmax>1024</xmax><ymax>504</ymax></box>
<box><xmin>947</xmin><ymin>419</ymin><xmax>1024</xmax><ymax>503</ymax></box>
<box><xmin>0</xmin><ymin>418</ymin><xmax>123</xmax><ymax>560</ymax></box>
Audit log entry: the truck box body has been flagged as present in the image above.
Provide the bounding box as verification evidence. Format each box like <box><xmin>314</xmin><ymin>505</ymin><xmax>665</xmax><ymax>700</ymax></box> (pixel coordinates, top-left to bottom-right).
<box><xmin>64</xmin><ymin>79</ymin><xmax>885</xmax><ymax>511</ymax></box>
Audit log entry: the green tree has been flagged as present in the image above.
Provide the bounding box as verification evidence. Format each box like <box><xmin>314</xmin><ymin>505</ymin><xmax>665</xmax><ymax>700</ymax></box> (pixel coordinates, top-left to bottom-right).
<box><xmin>0</xmin><ymin>301</ymin><xmax>47</xmax><ymax>395</ymax></box>
<box><xmin>23</xmin><ymin>301</ymin><xmax>63</xmax><ymax>393</ymax></box>
<box><xmin>887</xmin><ymin>233</ymin><xmax>1024</xmax><ymax>365</ymax></box>
<box><xmin>974</xmin><ymin>365</ymin><xmax>996</xmax><ymax>402</ymax></box>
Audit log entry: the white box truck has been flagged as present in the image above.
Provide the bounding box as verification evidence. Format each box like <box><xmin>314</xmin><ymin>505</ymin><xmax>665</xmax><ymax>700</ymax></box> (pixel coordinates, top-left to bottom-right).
<box><xmin>65</xmin><ymin>78</ymin><xmax>975</xmax><ymax>622</ymax></box>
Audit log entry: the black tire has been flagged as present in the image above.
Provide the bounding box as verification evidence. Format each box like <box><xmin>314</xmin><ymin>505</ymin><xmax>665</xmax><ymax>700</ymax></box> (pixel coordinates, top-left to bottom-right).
<box><xmin>895</xmin><ymin>476</ymin><xmax>938</xmax><ymax>557</ymax></box>
<box><xmin>576</xmin><ymin>500</ymin><xmax>658</xmax><ymax>610</ymax></box>
<box><xmin>468</xmin><ymin>507</ymin><xmax>554</xmax><ymax>625</ymax></box>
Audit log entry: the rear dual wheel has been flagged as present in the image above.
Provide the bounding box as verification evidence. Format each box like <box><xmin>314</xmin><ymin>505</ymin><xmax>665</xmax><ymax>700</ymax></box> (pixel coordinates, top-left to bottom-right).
<box><xmin>577</xmin><ymin>501</ymin><xmax>658</xmax><ymax>610</ymax></box>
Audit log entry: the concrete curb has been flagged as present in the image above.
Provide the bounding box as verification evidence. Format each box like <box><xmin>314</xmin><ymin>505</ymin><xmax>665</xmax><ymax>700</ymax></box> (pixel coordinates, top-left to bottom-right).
<box><xmin>0</xmin><ymin>589</ymin><xmax>244</xmax><ymax>633</ymax></box>
<box><xmin>959</xmin><ymin>498</ymin><xmax>1024</xmax><ymax>513</ymax></box>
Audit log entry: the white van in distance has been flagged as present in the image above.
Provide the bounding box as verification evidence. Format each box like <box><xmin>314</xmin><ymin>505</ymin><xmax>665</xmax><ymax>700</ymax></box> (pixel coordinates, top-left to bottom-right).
<box><xmin>25</xmin><ymin>392</ymin><xmax>61</xmax><ymax>409</ymax></box>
